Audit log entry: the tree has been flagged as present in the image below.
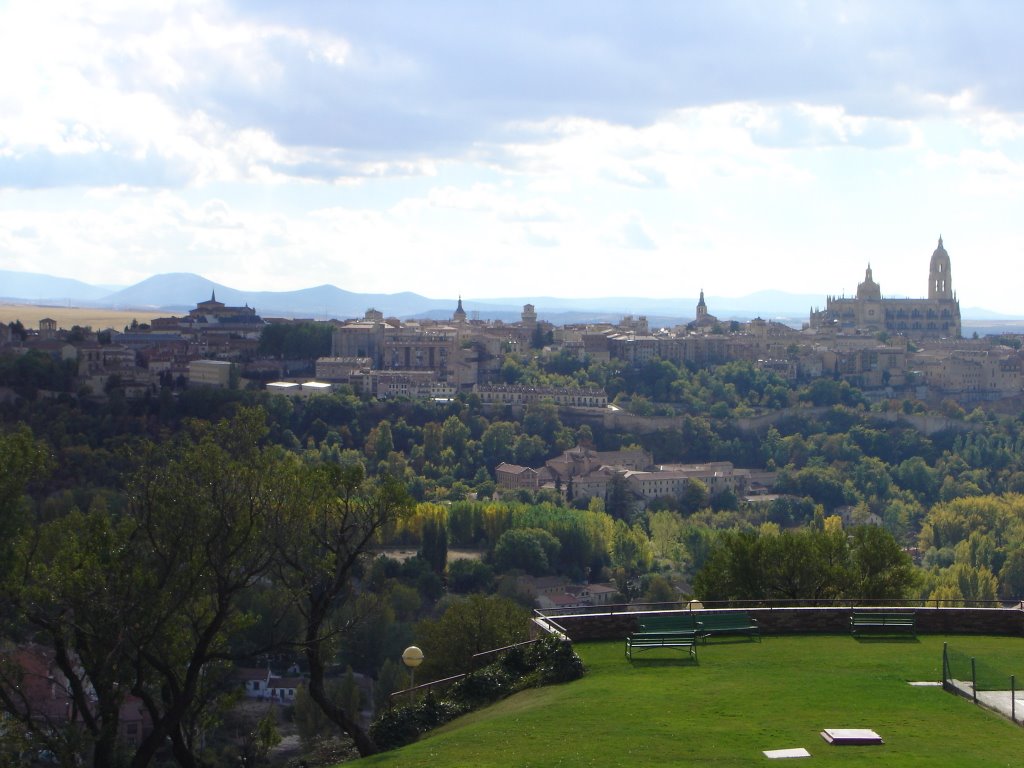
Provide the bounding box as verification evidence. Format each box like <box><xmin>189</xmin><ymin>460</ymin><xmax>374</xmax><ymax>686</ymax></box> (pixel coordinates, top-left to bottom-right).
<box><xmin>0</xmin><ymin>426</ymin><xmax>50</xmax><ymax>578</ymax></box>
<box><xmin>270</xmin><ymin>462</ymin><xmax>413</xmax><ymax>757</ymax></box>
<box><xmin>441</xmin><ymin>415</ymin><xmax>470</xmax><ymax>458</ymax></box>
<box><xmin>1</xmin><ymin>408</ymin><xmax>284</xmax><ymax>768</ymax></box>
<box><xmin>414</xmin><ymin>595</ymin><xmax>529</xmax><ymax>680</ymax></box>
<box><xmin>420</xmin><ymin>516</ymin><xmax>448</xmax><ymax>574</ymax></box>
<box><xmin>849</xmin><ymin>525</ymin><xmax>917</xmax><ymax>600</ymax></box>
<box><xmin>611</xmin><ymin>520</ymin><xmax>653</xmax><ymax>575</ymax></box>
<box><xmin>481</xmin><ymin>421</ymin><xmax>517</xmax><ymax>467</ymax></box>
<box><xmin>642</xmin><ymin>574</ymin><xmax>679</xmax><ymax>604</ymax></box>
<box><xmin>678</xmin><ymin>478</ymin><xmax>710</xmax><ymax>515</ymax></box>
<box><xmin>606</xmin><ymin>474</ymin><xmax>635</xmax><ymax>522</ymax></box>
<box><xmin>447</xmin><ymin>559</ymin><xmax>495</xmax><ymax>593</ymax></box>
<box><xmin>492</xmin><ymin>528</ymin><xmax>561</xmax><ymax>576</ymax></box>
<box><xmin>693</xmin><ymin>526</ymin><xmax>913</xmax><ymax>604</ymax></box>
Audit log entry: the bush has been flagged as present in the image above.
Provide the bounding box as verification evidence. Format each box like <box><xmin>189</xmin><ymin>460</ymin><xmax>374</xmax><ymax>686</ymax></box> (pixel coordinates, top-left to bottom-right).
<box><xmin>370</xmin><ymin>692</ymin><xmax>468</xmax><ymax>751</ymax></box>
<box><xmin>520</xmin><ymin>637</ymin><xmax>586</xmax><ymax>687</ymax></box>
<box><xmin>449</xmin><ymin>666</ymin><xmax>514</xmax><ymax>706</ymax></box>
<box><xmin>369</xmin><ymin>637</ymin><xmax>585</xmax><ymax>751</ymax></box>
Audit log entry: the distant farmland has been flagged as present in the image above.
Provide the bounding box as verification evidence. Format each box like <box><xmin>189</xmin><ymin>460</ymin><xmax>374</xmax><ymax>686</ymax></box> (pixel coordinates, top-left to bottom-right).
<box><xmin>0</xmin><ymin>304</ymin><xmax>164</xmax><ymax>330</ymax></box>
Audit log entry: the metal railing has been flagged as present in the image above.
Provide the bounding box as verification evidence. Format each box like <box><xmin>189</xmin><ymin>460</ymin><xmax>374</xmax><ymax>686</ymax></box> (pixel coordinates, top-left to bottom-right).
<box><xmin>533</xmin><ymin>597</ymin><xmax>1017</xmax><ymax>619</ymax></box>
<box><xmin>471</xmin><ymin>638</ymin><xmax>543</xmax><ymax>663</ymax></box>
<box><xmin>388</xmin><ymin>672</ymin><xmax>467</xmax><ymax>706</ymax></box>
<box><xmin>388</xmin><ymin>637</ymin><xmax>556</xmax><ymax>707</ymax></box>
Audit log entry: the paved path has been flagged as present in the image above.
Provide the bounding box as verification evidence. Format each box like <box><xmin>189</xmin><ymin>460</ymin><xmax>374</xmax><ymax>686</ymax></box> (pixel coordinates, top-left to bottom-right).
<box><xmin>947</xmin><ymin>679</ymin><xmax>1024</xmax><ymax>724</ymax></box>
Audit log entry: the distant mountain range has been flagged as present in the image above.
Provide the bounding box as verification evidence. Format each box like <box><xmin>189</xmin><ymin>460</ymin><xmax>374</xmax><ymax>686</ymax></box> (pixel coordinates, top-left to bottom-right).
<box><xmin>0</xmin><ymin>269</ymin><xmax>1019</xmax><ymax>330</ymax></box>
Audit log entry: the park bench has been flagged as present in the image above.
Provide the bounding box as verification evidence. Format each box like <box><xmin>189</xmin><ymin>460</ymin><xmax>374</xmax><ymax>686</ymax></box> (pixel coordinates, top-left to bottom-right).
<box><xmin>625</xmin><ymin>614</ymin><xmax>701</xmax><ymax>660</ymax></box>
<box><xmin>696</xmin><ymin>611</ymin><xmax>760</xmax><ymax>642</ymax></box>
<box><xmin>850</xmin><ymin>609</ymin><xmax>916</xmax><ymax>637</ymax></box>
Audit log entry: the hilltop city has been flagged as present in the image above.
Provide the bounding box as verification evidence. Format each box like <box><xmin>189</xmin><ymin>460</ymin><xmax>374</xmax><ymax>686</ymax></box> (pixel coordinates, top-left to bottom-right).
<box><xmin>1</xmin><ymin>238</ymin><xmax>1017</xmax><ymax>406</ymax></box>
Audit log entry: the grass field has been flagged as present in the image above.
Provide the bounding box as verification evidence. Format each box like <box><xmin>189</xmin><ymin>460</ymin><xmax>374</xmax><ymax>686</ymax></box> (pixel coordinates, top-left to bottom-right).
<box><xmin>359</xmin><ymin>635</ymin><xmax>1024</xmax><ymax>767</ymax></box>
<box><xmin>0</xmin><ymin>304</ymin><xmax>163</xmax><ymax>330</ymax></box>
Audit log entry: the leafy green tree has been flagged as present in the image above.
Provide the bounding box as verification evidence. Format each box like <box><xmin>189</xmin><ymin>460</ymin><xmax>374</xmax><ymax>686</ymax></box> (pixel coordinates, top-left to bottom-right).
<box><xmin>365</xmin><ymin>421</ymin><xmax>394</xmax><ymax>465</ymax></box>
<box><xmin>294</xmin><ymin>680</ymin><xmax>346</xmax><ymax>749</ymax></box>
<box><xmin>0</xmin><ymin>408</ymin><xmax>284</xmax><ymax>768</ymax></box>
<box><xmin>0</xmin><ymin>426</ymin><xmax>50</xmax><ymax>578</ymax></box>
<box><xmin>270</xmin><ymin>462</ymin><xmax>413</xmax><ymax>757</ymax></box>
<box><xmin>611</xmin><ymin>520</ymin><xmax>654</xmax><ymax>575</ymax></box>
<box><xmin>492</xmin><ymin>527</ymin><xmax>561</xmax><ymax>576</ymax></box>
<box><xmin>414</xmin><ymin>595</ymin><xmax>529</xmax><ymax>680</ymax></box>
<box><xmin>420</xmin><ymin>516</ymin><xmax>448</xmax><ymax>574</ymax></box>
<box><xmin>374</xmin><ymin>659</ymin><xmax>406</xmax><ymax>713</ymax></box>
<box><xmin>642</xmin><ymin>574</ymin><xmax>679</xmax><ymax>604</ymax></box>
<box><xmin>606</xmin><ymin>473</ymin><xmax>635</xmax><ymax>522</ymax></box>
<box><xmin>513</xmin><ymin>434</ymin><xmax>547</xmax><ymax>466</ymax></box>
<box><xmin>481</xmin><ymin>421</ymin><xmax>517</xmax><ymax>467</ymax></box>
<box><xmin>694</xmin><ymin>526</ymin><xmax>913</xmax><ymax>604</ymax></box>
<box><xmin>678</xmin><ymin>478</ymin><xmax>710</xmax><ymax>515</ymax></box>
<box><xmin>448</xmin><ymin>558</ymin><xmax>495</xmax><ymax>593</ymax></box>
<box><xmin>441</xmin><ymin>415</ymin><xmax>470</xmax><ymax>458</ymax></box>
<box><xmin>647</xmin><ymin>509</ymin><xmax>688</xmax><ymax>563</ymax></box>
<box><xmin>849</xmin><ymin>525</ymin><xmax>917</xmax><ymax>600</ymax></box>
<box><xmin>999</xmin><ymin>549</ymin><xmax>1024</xmax><ymax>601</ymax></box>
<box><xmin>522</xmin><ymin>401</ymin><xmax>562</xmax><ymax>446</ymax></box>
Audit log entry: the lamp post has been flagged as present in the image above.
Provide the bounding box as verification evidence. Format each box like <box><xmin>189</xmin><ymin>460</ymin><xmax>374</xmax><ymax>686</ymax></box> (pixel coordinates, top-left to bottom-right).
<box><xmin>402</xmin><ymin>645</ymin><xmax>424</xmax><ymax>697</ymax></box>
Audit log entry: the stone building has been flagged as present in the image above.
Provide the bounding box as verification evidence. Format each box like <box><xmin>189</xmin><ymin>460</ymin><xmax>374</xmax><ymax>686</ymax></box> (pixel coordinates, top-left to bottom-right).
<box><xmin>809</xmin><ymin>238</ymin><xmax>962</xmax><ymax>339</ymax></box>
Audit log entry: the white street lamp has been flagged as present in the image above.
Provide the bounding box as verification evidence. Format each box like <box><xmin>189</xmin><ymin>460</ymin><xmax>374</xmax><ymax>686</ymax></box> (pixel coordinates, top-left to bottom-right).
<box><xmin>402</xmin><ymin>645</ymin><xmax>424</xmax><ymax>692</ymax></box>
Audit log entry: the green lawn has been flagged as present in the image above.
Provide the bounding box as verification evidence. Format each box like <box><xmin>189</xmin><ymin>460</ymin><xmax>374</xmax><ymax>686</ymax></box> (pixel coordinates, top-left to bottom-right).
<box><xmin>359</xmin><ymin>635</ymin><xmax>1024</xmax><ymax>767</ymax></box>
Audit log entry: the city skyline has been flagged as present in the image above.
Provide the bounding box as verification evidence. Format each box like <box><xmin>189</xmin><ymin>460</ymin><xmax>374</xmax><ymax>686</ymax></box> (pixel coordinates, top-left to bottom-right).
<box><xmin>1</xmin><ymin>3</ymin><xmax>1023</xmax><ymax>312</ymax></box>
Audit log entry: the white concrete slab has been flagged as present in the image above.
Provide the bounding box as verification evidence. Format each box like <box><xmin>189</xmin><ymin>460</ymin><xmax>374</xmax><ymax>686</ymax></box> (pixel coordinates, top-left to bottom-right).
<box><xmin>764</xmin><ymin>747</ymin><xmax>811</xmax><ymax>758</ymax></box>
<box><xmin>820</xmin><ymin>728</ymin><xmax>883</xmax><ymax>745</ymax></box>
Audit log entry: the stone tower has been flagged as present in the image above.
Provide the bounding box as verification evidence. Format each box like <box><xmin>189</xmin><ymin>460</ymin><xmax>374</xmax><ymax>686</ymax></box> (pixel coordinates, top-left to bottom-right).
<box><xmin>696</xmin><ymin>290</ymin><xmax>708</xmax><ymax>321</ymax></box>
<box><xmin>929</xmin><ymin>236</ymin><xmax>953</xmax><ymax>300</ymax></box>
<box><xmin>856</xmin><ymin>265</ymin><xmax>881</xmax><ymax>301</ymax></box>
<box><xmin>453</xmin><ymin>295</ymin><xmax>467</xmax><ymax>323</ymax></box>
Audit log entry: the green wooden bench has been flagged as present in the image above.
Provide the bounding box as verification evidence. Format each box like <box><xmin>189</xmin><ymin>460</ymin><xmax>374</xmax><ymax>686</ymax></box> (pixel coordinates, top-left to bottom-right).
<box><xmin>697</xmin><ymin>611</ymin><xmax>760</xmax><ymax>642</ymax></box>
<box><xmin>626</xmin><ymin>614</ymin><xmax>701</xmax><ymax>660</ymax></box>
<box><xmin>850</xmin><ymin>610</ymin><xmax>916</xmax><ymax>637</ymax></box>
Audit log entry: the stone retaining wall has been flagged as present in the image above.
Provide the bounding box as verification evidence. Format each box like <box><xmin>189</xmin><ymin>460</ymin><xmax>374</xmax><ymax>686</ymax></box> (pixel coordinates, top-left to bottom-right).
<box><xmin>537</xmin><ymin>606</ymin><xmax>1024</xmax><ymax>642</ymax></box>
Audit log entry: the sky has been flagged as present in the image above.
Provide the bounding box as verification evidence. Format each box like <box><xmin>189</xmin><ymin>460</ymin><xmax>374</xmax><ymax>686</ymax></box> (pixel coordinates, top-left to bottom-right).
<box><xmin>1</xmin><ymin>1</ymin><xmax>1023</xmax><ymax>313</ymax></box>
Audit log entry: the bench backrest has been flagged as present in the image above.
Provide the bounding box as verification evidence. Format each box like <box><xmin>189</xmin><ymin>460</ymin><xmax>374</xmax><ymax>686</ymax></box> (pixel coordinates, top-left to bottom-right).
<box><xmin>851</xmin><ymin>611</ymin><xmax>915</xmax><ymax>622</ymax></box>
<box><xmin>640</xmin><ymin>614</ymin><xmax>701</xmax><ymax>632</ymax></box>
<box><xmin>699</xmin><ymin>611</ymin><xmax>755</xmax><ymax>628</ymax></box>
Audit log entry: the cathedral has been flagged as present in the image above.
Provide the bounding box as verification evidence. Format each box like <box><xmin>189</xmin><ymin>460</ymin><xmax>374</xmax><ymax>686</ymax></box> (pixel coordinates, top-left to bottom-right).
<box><xmin>809</xmin><ymin>238</ymin><xmax>961</xmax><ymax>339</ymax></box>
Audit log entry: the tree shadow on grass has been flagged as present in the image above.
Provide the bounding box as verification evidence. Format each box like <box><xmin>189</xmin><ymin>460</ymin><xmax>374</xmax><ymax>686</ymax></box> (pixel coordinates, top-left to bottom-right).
<box><xmin>627</xmin><ymin>655</ymin><xmax>700</xmax><ymax>667</ymax></box>
<box><xmin>700</xmin><ymin>636</ymin><xmax>761</xmax><ymax>646</ymax></box>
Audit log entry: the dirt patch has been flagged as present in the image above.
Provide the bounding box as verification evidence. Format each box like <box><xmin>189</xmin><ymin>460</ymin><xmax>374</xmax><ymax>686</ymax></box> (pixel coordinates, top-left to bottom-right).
<box><xmin>377</xmin><ymin>547</ymin><xmax>483</xmax><ymax>562</ymax></box>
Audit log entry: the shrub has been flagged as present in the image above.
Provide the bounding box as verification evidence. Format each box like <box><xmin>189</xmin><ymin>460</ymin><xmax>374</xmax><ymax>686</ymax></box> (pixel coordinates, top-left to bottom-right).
<box><xmin>370</xmin><ymin>637</ymin><xmax>585</xmax><ymax>751</ymax></box>
<box><xmin>370</xmin><ymin>692</ymin><xmax>468</xmax><ymax>751</ymax></box>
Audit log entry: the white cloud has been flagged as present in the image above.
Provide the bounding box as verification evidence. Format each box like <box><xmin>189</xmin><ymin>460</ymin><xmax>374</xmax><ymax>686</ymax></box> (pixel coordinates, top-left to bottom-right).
<box><xmin>1</xmin><ymin>2</ymin><xmax>1024</xmax><ymax>313</ymax></box>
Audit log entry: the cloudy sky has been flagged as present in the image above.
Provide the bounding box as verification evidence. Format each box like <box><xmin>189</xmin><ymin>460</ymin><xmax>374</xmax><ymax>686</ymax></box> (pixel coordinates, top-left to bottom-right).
<box><xmin>1</xmin><ymin>1</ymin><xmax>1022</xmax><ymax>312</ymax></box>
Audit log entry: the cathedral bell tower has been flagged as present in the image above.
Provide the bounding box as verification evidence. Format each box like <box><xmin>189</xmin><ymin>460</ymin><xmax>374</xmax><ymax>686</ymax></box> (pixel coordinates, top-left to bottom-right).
<box><xmin>929</xmin><ymin>236</ymin><xmax>953</xmax><ymax>300</ymax></box>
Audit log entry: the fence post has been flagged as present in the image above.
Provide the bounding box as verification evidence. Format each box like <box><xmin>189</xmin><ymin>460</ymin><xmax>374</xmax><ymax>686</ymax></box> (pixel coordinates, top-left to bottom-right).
<box><xmin>1013</xmin><ymin>675</ymin><xmax>1017</xmax><ymax>724</ymax></box>
<box><xmin>942</xmin><ymin>642</ymin><xmax>948</xmax><ymax>688</ymax></box>
<box><xmin>971</xmin><ymin>657</ymin><xmax>977</xmax><ymax>703</ymax></box>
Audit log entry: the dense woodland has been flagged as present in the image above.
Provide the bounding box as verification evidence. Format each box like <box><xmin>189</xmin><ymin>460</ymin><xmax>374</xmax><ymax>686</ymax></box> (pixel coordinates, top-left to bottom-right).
<box><xmin>3</xmin><ymin>342</ymin><xmax>1024</xmax><ymax>766</ymax></box>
